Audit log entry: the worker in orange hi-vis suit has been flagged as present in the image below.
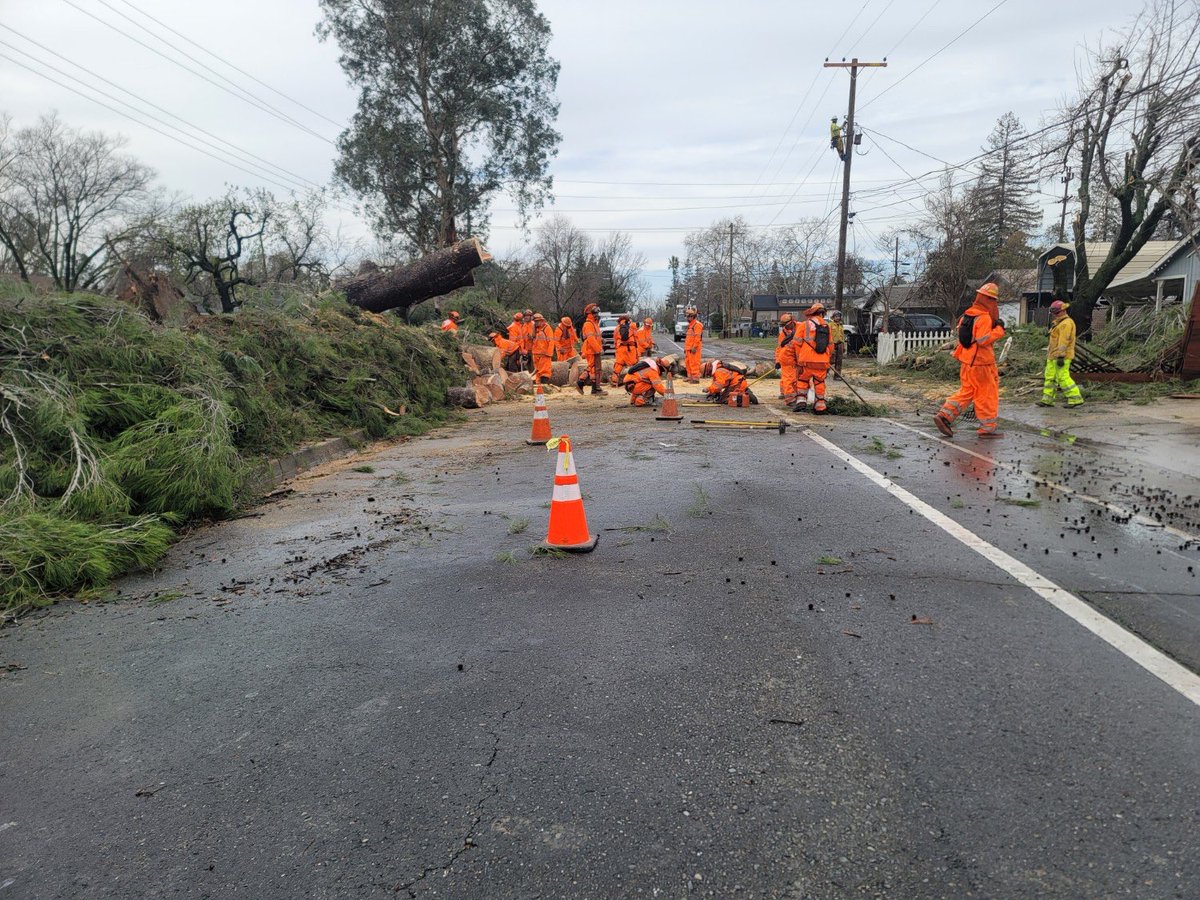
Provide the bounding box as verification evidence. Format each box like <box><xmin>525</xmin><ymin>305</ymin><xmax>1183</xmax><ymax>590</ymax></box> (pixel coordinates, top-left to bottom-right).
<box><xmin>440</xmin><ymin>311</ymin><xmax>461</xmax><ymax>332</ymax></box>
<box><xmin>554</xmin><ymin>316</ymin><xmax>578</xmax><ymax>361</ymax></box>
<box><xmin>774</xmin><ymin>313</ymin><xmax>799</xmax><ymax>401</ymax></box>
<box><xmin>576</xmin><ymin>304</ymin><xmax>607</xmax><ymax>395</ymax></box>
<box><xmin>789</xmin><ymin>302</ymin><xmax>833</xmax><ymax>413</ymax></box>
<box><xmin>683</xmin><ymin>307</ymin><xmax>703</xmax><ymax>382</ymax></box>
<box><xmin>611</xmin><ymin>314</ymin><xmax>639</xmax><ymax>385</ymax></box>
<box><xmin>520</xmin><ymin>308</ymin><xmax>536</xmax><ymax>369</ymax></box>
<box><xmin>622</xmin><ymin>355</ymin><xmax>676</xmax><ymax>406</ymax></box>
<box><xmin>507</xmin><ymin>312</ymin><xmax>525</xmax><ymax>369</ymax></box>
<box><xmin>636</xmin><ymin>317</ymin><xmax>656</xmax><ymax>357</ymax></box>
<box><xmin>935</xmin><ymin>282</ymin><xmax>1006</xmax><ymax>438</ymax></box>
<box><xmin>530</xmin><ymin>313</ymin><xmax>555</xmax><ymax>384</ymax></box>
<box><xmin>703</xmin><ymin>359</ymin><xmax>757</xmax><ymax>405</ymax></box>
<box><xmin>488</xmin><ymin>331</ymin><xmax>522</xmax><ymax>372</ymax></box>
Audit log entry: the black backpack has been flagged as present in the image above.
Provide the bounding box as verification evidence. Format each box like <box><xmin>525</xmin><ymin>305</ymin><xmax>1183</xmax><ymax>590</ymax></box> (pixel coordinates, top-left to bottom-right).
<box><xmin>958</xmin><ymin>314</ymin><xmax>977</xmax><ymax>348</ymax></box>
<box><xmin>813</xmin><ymin>322</ymin><xmax>830</xmax><ymax>354</ymax></box>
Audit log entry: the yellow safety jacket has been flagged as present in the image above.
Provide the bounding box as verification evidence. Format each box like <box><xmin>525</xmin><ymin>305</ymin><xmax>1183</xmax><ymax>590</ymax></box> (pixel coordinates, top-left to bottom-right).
<box><xmin>1047</xmin><ymin>314</ymin><xmax>1077</xmax><ymax>361</ymax></box>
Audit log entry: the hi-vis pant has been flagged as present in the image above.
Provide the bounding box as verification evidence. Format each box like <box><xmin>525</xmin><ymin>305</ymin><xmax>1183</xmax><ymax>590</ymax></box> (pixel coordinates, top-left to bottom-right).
<box><xmin>939</xmin><ymin>362</ymin><xmax>999</xmax><ymax>434</ymax></box>
<box><xmin>1042</xmin><ymin>359</ymin><xmax>1084</xmax><ymax>405</ymax></box>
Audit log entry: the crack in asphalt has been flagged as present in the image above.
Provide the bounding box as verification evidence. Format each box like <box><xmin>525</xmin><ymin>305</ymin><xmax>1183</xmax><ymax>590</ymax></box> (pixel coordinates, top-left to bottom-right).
<box><xmin>394</xmin><ymin>698</ymin><xmax>527</xmax><ymax>897</ymax></box>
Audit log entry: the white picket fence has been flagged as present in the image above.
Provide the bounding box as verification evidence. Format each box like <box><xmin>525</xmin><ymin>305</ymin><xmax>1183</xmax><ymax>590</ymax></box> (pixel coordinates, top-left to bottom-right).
<box><xmin>876</xmin><ymin>329</ymin><xmax>954</xmax><ymax>365</ymax></box>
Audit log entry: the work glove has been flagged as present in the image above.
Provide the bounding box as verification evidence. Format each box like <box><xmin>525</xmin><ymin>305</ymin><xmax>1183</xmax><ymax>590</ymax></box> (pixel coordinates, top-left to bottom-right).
<box><xmin>995</xmin><ymin>318</ymin><xmax>1006</xmax><ymax>331</ymax></box>
<box><xmin>774</xmin><ymin>361</ymin><xmax>781</xmax><ymax>370</ymax></box>
<box><xmin>1055</xmin><ymin>357</ymin><xmax>1065</xmax><ymax>368</ymax></box>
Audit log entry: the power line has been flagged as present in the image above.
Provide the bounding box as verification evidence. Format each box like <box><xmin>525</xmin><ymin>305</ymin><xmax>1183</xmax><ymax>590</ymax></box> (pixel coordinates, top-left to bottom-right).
<box><xmin>110</xmin><ymin>0</ymin><xmax>346</xmax><ymax>130</ymax></box>
<box><xmin>0</xmin><ymin>25</ymin><xmax>325</xmax><ymax>193</ymax></box>
<box><xmin>59</xmin><ymin>0</ymin><xmax>336</xmax><ymax>145</ymax></box>
<box><xmin>858</xmin><ymin>0</ymin><xmax>1011</xmax><ymax>112</ymax></box>
<box><xmin>0</xmin><ymin>49</ymin><xmax>310</xmax><ymax>195</ymax></box>
<box><xmin>860</xmin><ymin>126</ymin><xmax>952</xmax><ymax>166</ymax></box>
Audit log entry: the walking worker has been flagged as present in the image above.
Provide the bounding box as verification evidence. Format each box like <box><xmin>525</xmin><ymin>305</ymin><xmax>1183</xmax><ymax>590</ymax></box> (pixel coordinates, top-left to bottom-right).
<box><xmin>440</xmin><ymin>310</ymin><xmax>461</xmax><ymax>332</ymax></box>
<box><xmin>488</xmin><ymin>331</ymin><xmax>522</xmax><ymax>372</ymax></box>
<box><xmin>703</xmin><ymin>359</ymin><xmax>758</xmax><ymax>406</ymax></box>
<box><xmin>829</xmin><ymin>310</ymin><xmax>847</xmax><ymax>376</ymax></box>
<box><xmin>774</xmin><ymin>313</ymin><xmax>799</xmax><ymax>401</ymax></box>
<box><xmin>789</xmin><ymin>302</ymin><xmax>832</xmax><ymax>413</ymax></box>
<box><xmin>935</xmin><ymin>282</ymin><xmax>1006</xmax><ymax>438</ymax></box>
<box><xmin>554</xmin><ymin>316</ymin><xmax>578</xmax><ymax>361</ymax></box>
<box><xmin>612</xmin><ymin>314</ymin><xmax>639</xmax><ymax>385</ymax></box>
<box><xmin>576</xmin><ymin>303</ymin><xmax>607</xmax><ymax>395</ymax></box>
<box><xmin>530</xmin><ymin>312</ymin><xmax>555</xmax><ymax>384</ymax></box>
<box><xmin>1039</xmin><ymin>300</ymin><xmax>1084</xmax><ymax>408</ymax></box>
<box><xmin>622</xmin><ymin>355</ymin><xmax>677</xmax><ymax>407</ymax></box>
<box><xmin>637</xmin><ymin>317</ymin><xmax>656</xmax><ymax>357</ymax></box>
<box><xmin>684</xmin><ymin>307</ymin><xmax>703</xmax><ymax>383</ymax></box>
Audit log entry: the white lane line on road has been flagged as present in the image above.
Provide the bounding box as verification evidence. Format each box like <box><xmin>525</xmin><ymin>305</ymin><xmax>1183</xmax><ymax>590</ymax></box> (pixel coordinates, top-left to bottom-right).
<box><xmin>804</xmin><ymin>427</ymin><xmax>1200</xmax><ymax>709</ymax></box>
<box><xmin>885</xmin><ymin>417</ymin><xmax>1200</xmax><ymax>545</ymax></box>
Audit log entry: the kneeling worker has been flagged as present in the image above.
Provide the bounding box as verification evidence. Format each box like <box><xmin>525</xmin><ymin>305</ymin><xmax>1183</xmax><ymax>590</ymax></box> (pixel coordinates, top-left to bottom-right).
<box><xmin>622</xmin><ymin>354</ymin><xmax>678</xmax><ymax>407</ymax></box>
<box><xmin>703</xmin><ymin>359</ymin><xmax>758</xmax><ymax>406</ymax></box>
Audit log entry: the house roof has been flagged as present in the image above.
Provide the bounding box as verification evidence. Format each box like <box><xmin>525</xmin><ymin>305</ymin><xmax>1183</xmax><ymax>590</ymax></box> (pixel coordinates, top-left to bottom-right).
<box><xmin>1140</xmin><ymin>231</ymin><xmax>1200</xmax><ymax>281</ymax></box>
<box><xmin>1107</xmin><ymin>240</ymin><xmax>1183</xmax><ymax>288</ymax></box>
<box><xmin>865</xmin><ymin>284</ymin><xmax>921</xmax><ymax>310</ymax></box>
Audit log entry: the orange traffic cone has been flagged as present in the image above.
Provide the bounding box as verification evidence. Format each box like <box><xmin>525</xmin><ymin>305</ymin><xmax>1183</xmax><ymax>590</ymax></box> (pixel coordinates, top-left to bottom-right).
<box><xmin>655</xmin><ymin>374</ymin><xmax>683</xmax><ymax>422</ymax></box>
<box><xmin>541</xmin><ymin>435</ymin><xmax>598</xmax><ymax>553</ymax></box>
<box><xmin>526</xmin><ymin>384</ymin><xmax>553</xmax><ymax>445</ymax></box>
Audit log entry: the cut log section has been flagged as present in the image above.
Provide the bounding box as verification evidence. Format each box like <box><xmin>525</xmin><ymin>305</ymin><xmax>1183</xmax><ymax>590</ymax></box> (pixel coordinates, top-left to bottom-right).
<box><xmin>339</xmin><ymin>237</ymin><xmax>492</xmax><ymax>314</ymax></box>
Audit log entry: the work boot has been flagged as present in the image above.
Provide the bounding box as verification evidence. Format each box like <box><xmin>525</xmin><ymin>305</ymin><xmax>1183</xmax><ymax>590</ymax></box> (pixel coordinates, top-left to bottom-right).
<box><xmin>575</xmin><ymin>382</ymin><xmax>585</xmax><ymax>395</ymax></box>
<box><xmin>790</xmin><ymin>400</ymin><xmax>808</xmax><ymax>413</ymax></box>
<box><xmin>977</xmin><ymin>430</ymin><xmax>1003</xmax><ymax>438</ymax></box>
<box><xmin>934</xmin><ymin>414</ymin><xmax>954</xmax><ymax>438</ymax></box>
<box><xmin>686</xmin><ymin>378</ymin><xmax>699</xmax><ymax>384</ymax></box>
<box><xmin>590</xmin><ymin>386</ymin><xmax>607</xmax><ymax>396</ymax></box>
<box><xmin>1067</xmin><ymin>400</ymin><xmax>1084</xmax><ymax>408</ymax></box>
<box><xmin>1036</xmin><ymin>399</ymin><xmax>1054</xmax><ymax>407</ymax></box>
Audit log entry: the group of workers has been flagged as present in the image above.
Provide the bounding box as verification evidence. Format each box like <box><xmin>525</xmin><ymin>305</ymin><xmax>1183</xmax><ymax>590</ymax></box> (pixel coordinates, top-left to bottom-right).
<box><xmin>772</xmin><ymin>302</ymin><xmax>845</xmax><ymax>412</ymax></box>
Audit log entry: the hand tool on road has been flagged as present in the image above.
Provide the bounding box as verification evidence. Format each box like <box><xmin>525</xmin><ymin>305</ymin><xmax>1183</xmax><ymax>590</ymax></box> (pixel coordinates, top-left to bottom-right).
<box><xmin>830</xmin><ymin>366</ymin><xmax>872</xmax><ymax>407</ymax></box>
<box><xmin>690</xmin><ymin>419</ymin><xmax>789</xmax><ymax>434</ymax></box>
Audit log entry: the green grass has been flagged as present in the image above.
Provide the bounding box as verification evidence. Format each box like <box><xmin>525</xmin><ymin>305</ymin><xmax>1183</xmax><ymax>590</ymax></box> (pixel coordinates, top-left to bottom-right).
<box><xmin>816</xmin><ymin>555</ymin><xmax>844</xmax><ymax>565</ymax></box>
<box><xmin>825</xmin><ymin>396</ymin><xmax>888</xmax><ymax>417</ymax></box>
<box><xmin>950</xmin><ymin>498</ymin><xmax>966</xmax><ymax>509</ymax></box>
<box><xmin>862</xmin><ymin>436</ymin><xmax>903</xmax><ymax>459</ymax></box>
<box><xmin>507</xmin><ymin>517</ymin><xmax>530</xmax><ymax>535</ymax></box>
<box><xmin>0</xmin><ymin>285</ymin><xmax>464</xmax><ymax>615</ymax></box>
<box><xmin>999</xmin><ymin>497</ymin><xmax>1042</xmax><ymax>508</ymax></box>
<box><xmin>686</xmin><ymin>484</ymin><xmax>711</xmax><ymax>517</ymax></box>
<box><xmin>351</xmin><ymin>464</ymin><xmax>376</xmax><ymax>474</ymax></box>
<box><xmin>531</xmin><ymin>545</ymin><xmax>569</xmax><ymax>558</ymax></box>
<box><xmin>614</xmin><ymin>514</ymin><xmax>672</xmax><ymax>534</ymax></box>
<box><xmin>494</xmin><ymin>550</ymin><xmax>521</xmax><ymax>565</ymax></box>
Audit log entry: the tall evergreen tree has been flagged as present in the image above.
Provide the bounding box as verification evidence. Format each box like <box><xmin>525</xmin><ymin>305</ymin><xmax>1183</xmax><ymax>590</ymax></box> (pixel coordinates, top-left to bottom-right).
<box><xmin>317</xmin><ymin>0</ymin><xmax>561</xmax><ymax>255</ymax></box>
<box><xmin>975</xmin><ymin>112</ymin><xmax>1041</xmax><ymax>265</ymax></box>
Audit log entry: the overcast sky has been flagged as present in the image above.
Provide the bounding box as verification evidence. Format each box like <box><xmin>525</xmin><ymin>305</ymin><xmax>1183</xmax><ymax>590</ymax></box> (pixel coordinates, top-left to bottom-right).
<box><xmin>1</xmin><ymin>0</ymin><xmax>1140</xmax><ymax>296</ymax></box>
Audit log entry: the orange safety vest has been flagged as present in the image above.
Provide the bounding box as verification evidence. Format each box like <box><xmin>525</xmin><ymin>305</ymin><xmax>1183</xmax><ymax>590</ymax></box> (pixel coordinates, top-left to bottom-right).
<box><xmin>555</xmin><ymin>323</ymin><xmax>578</xmax><ymax>356</ymax></box>
<box><xmin>636</xmin><ymin>324</ymin><xmax>654</xmax><ymax>354</ymax></box>
<box><xmin>795</xmin><ymin>316</ymin><xmax>831</xmax><ymax>364</ymax></box>
<box><xmin>685</xmin><ymin>319</ymin><xmax>703</xmax><ymax>352</ymax></box>
<box><xmin>441</xmin><ymin>319</ymin><xmax>458</xmax><ymax>332</ymax></box>
<box><xmin>491</xmin><ymin>334</ymin><xmax>520</xmax><ymax>355</ymax></box>
<box><xmin>507</xmin><ymin>320</ymin><xmax>524</xmax><ymax>344</ymax></box>
<box><xmin>953</xmin><ymin>302</ymin><xmax>1005</xmax><ymax>366</ymax></box>
<box><xmin>532</xmin><ymin>323</ymin><xmax>555</xmax><ymax>357</ymax></box>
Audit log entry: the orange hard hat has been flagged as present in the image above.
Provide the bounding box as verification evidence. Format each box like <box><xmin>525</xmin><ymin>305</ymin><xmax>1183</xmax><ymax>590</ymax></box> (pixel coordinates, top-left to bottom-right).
<box><xmin>779</xmin><ymin>313</ymin><xmax>794</xmax><ymax>324</ymax></box>
<box><xmin>977</xmin><ymin>282</ymin><xmax>1000</xmax><ymax>300</ymax></box>
<box><xmin>804</xmin><ymin>302</ymin><xmax>826</xmax><ymax>316</ymax></box>
<box><xmin>513</xmin><ymin>311</ymin><xmax>523</xmax><ymax>320</ymax></box>
<box><xmin>686</xmin><ymin>307</ymin><xmax>697</xmax><ymax>316</ymax></box>
<box><xmin>643</xmin><ymin>317</ymin><xmax>654</xmax><ymax>325</ymax></box>
<box><xmin>560</xmin><ymin>316</ymin><xmax>572</xmax><ymax>325</ymax></box>
<box><xmin>488</xmin><ymin>331</ymin><xmax>500</xmax><ymax>340</ymax></box>
<box><xmin>448</xmin><ymin>311</ymin><xmax>461</xmax><ymax>320</ymax></box>
<box><xmin>584</xmin><ymin>303</ymin><xmax>599</xmax><ymax>315</ymax></box>
<box><xmin>523</xmin><ymin>308</ymin><xmax>533</xmax><ymax>316</ymax></box>
<box><xmin>533</xmin><ymin>312</ymin><xmax>545</xmax><ymax>320</ymax></box>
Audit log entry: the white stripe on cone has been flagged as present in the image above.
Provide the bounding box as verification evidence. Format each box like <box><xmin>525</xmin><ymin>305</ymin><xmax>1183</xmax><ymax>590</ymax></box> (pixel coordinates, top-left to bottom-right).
<box><xmin>552</xmin><ymin>482</ymin><xmax>582</xmax><ymax>502</ymax></box>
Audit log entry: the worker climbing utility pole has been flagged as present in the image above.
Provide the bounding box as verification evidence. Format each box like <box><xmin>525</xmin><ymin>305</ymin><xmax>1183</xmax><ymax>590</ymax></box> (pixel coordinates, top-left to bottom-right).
<box><xmin>824</xmin><ymin>57</ymin><xmax>886</xmax><ymax>311</ymax></box>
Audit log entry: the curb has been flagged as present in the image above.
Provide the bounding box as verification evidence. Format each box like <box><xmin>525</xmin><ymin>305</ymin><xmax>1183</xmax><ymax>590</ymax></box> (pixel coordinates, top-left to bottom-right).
<box><xmin>249</xmin><ymin>430</ymin><xmax>367</xmax><ymax>492</ymax></box>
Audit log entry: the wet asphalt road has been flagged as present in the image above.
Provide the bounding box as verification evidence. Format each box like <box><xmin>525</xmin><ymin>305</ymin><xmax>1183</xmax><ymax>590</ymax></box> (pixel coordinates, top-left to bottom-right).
<box><xmin>2</xmin><ymin>382</ymin><xmax>1199</xmax><ymax>899</ymax></box>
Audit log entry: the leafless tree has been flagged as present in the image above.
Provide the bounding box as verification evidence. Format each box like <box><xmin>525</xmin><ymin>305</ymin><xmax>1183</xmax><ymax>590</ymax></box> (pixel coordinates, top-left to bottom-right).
<box><xmin>1055</xmin><ymin>0</ymin><xmax>1200</xmax><ymax>325</ymax></box>
<box><xmin>907</xmin><ymin>172</ymin><xmax>990</xmax><ymax>321</ymax></box>
<box><xmin>0</xmin><ymin>113</ymin><xmax>156</xmax><ymax>291</ymax></box>
<box><xmin>532</xmin><ymin>214</ymin><xmax>592</xmax><ymax>318</ymax></box>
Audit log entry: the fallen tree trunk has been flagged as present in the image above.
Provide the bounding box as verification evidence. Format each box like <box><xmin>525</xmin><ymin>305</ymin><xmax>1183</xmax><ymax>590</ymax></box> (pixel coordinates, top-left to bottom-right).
<box><xmin>339</xmin><ymin>237</ymin><xmax>492</xmax><ymax>314</ymax></box>
<box><xmin>463</xmin><ymin>345</ymin><xmax>503</xmax><ymax>374</ymax></box>
<box><xmin>447</xmin><ymin>386</ymin><xmax>481</xmax><ymax>409</ymax></box>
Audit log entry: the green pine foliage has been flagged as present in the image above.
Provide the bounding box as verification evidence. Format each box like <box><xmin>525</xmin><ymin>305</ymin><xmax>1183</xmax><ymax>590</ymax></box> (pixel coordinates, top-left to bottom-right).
<box><xmin>0</xmin><ymin>285</ymin><xmax>464</xmax><ymax>614</ymax></box>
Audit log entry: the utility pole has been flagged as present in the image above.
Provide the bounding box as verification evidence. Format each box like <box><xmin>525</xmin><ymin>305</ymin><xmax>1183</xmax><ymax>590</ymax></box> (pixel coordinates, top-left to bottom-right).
<box><xmin>725</xmin><ymin>223</ymin><xmax>735</xmax><ymax>339</ymax></box>
<box><xmin>824</xmin><ymin>57</ymin><xmax>886</xmax><ymax>311</ymax></box>
<box><xmin>892</xmin><ymin>236</ymin><xmax>900</xmax><ymax>285</ymax></box>
<box><xmin>1058</xmin><ymin>167</ymin><xmax>1074</xmax><ymax>242</ymax></box>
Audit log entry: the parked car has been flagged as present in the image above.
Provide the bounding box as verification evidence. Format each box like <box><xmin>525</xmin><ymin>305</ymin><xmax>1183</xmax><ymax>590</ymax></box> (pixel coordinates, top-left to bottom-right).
<box><xmin>599</xmin><ymin>315</ymin><xmax>623</xmax><ymax>353</ymax></box>
<box><xmin>876</xmin><ymin>313</ymin><xmax>951</xmax><ymax>334</ymax></box>
<box><xmin>673</xmin><ymin>319</ymin><xmax>689</xmax><ymax>341</ymax></box>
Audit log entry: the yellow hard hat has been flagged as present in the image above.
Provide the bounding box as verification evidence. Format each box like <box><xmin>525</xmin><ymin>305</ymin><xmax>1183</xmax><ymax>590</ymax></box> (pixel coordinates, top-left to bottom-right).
<box><xmin>977</xmin><ymin>282</ymin><xmax>1000</xmax><ymax>300</ymax></box>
